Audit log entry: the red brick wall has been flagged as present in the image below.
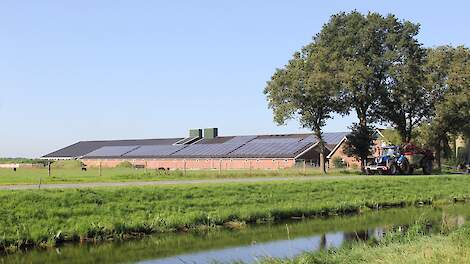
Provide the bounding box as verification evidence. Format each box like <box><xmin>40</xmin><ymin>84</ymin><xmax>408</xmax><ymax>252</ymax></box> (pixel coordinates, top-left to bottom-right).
<box><xmin>81</xmin><ymin>158</ymin><xmax>296</xmax><ymax>170</ymax></box>
<box><xmin>328</xmin><ymin>141</ymin><xmax>361</xmax><ymax>168</ymax></box>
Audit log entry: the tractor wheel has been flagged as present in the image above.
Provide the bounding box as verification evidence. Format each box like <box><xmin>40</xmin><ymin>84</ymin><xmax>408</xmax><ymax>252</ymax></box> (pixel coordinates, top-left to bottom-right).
<box><xmin>400</xmin><ymin>159</ymin><xmax>411</xmax><ymax>175</ymax></box>
<box><xmin>422</xmin><ymin>160</ymin><xmax>433</xmax><ymax>175</ymax></box>
<box><xmin>389</xmin><ymin>164</ymin><xmax>398</xmax><ymax>175</ymax></box>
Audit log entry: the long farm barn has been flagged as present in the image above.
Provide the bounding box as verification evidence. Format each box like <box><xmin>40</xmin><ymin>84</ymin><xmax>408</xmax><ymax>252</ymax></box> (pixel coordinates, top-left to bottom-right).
<box><xmin>42</xmin><ymin>128</ymin><xmax>350</xmax><ymax>170</ymax></box>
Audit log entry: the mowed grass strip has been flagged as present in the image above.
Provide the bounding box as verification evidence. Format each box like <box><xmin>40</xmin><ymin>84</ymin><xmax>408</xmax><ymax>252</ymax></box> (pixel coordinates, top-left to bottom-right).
<box><xmin>0</xmin><ymin>167</ymin><xmax>359</xmax><ymax>185</ymax></box>
<box><xmin>1</xmin><ymin>175</ymin><xmax>470</xmax><ymax>252</ymax></box>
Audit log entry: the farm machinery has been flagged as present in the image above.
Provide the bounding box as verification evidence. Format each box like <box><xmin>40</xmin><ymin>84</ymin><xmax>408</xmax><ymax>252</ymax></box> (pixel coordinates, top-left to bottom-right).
<box><xmin>365</xmin><ymin>144</ymin><xmax>434</xmax><ymax>175</ymax></box>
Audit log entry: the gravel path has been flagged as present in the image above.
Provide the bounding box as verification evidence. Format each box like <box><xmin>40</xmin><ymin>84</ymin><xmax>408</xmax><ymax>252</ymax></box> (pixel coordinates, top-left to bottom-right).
<box><xmin>0</xmin><ymin>175</ymin><xmax>373</xmax><ymax>190</ymax></box>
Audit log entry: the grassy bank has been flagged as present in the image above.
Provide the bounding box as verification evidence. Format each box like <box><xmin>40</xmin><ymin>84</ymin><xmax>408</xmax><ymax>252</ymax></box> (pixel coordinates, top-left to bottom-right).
<box><xmin>3</xmin><ymin>205</ymin><xmax>469</xmax><ymax>264</ymax></box>
<box><xmin>266</xmin><ymin>222</ymin><xmax>470</xmax><ymax>264</ymax></box>
<box><xmin>0</xmin><ymin>167</ymin><xmax>359</xmax><ymax>185</ymax></box>
<box><xmin>1</xmin><ymin>175</ymin><xmax>470</xmax><ymax>253</ymax></box>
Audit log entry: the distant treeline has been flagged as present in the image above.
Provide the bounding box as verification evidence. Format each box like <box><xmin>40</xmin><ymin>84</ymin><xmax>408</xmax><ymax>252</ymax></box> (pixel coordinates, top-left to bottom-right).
<box><xmin>0</xmin><ymin>158</ymin><xmax>48</xmax><ymax>165</ymax></box>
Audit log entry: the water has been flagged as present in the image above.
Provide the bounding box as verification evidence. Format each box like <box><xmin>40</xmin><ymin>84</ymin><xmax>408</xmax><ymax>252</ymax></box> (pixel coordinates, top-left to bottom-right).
<box><xmin>2</xmin><ymin>205</ymin><xmax>469</xmax><ymax>264</ymax></box>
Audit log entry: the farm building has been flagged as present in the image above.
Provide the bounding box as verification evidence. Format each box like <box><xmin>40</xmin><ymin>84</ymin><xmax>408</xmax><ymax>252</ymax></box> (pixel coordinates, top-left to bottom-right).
<box><xmin>42</xmin><ymin>128</ymin><xmax>349</xmax><ymax>170</ymax></box>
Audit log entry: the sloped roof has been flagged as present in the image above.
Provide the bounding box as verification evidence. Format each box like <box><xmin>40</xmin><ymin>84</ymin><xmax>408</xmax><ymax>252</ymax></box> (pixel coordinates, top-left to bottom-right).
<box><xmin>42</xmin><ymin>138</ymin><xmax>182</xmax><ymax>158</ymax></box>
<box><xmin>43</xmin><ymin>132</ymin><xmax>349</xmax><ymax>159</ymax></box>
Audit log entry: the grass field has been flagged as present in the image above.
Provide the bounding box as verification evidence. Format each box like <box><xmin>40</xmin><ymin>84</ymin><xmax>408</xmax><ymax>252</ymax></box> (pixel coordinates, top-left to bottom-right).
<box><xmin>267</xmin><ymin>222</ymin><xmax>470</xmax><ymax>264</ymax></box>
<box><xmin>1</xmin><ymin>174</ymin><xmax>470</xmax><ymax>253</ymax></box>
<box><xmin>0</xmin><ymin>166</ymin><xmax>360</xmax><ymax>185</ymax></box>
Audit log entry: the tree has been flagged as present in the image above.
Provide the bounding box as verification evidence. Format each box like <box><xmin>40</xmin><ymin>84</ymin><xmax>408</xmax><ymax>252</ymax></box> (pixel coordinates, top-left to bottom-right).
<box><xmin>264</xmin><ymin>44</ymin><xmax>344</xmax><ymax>173</ymax></box>
<box><xmin>381</xmin><ymin>128</ymin><xmax>403</xmax><ymax>146</ymax></box>
<box><xmin>344</xmin><ymin>124</ymin><xmax>374</xmax><ymax>170</ymax></box>
<box><xmin>313</xmin><ymin>11</ymin><xmax>422</xmax><ymax>169</ymax></box>
<box><xmin>419</xmin><ymin>46</ymin><xmax>470</xmax><ymax>170</ymax></box>
<box><xmin>378</xmin><ymin>22</ymin><xmax>429</xmax><ymax>143</ymax></box>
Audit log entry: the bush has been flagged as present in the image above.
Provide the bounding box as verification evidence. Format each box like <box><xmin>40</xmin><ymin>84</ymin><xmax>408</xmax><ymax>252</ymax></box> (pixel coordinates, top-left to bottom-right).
<box><xmin>116</xmin><ymin>161</ymin><xmax>133</xmax><ymax>168</ymax></box>
<box><xmin>332</xmin><ymin>157</ymin><xmax>345</xmax><ymax>168</ymax></box>
<box><xmin>50</xmin><ymin>160</ymin><xmax>83</xmax><ymax>169</ymax></box>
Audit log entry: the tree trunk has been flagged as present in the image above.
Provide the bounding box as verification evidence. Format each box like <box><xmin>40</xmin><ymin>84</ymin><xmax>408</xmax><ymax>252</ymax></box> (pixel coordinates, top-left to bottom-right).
<box><xmin>319</xmin><ymin>151</ymin><xmax>326</xmax><ymax>174</ymax></box>
<box><xmin>435</xmin><ymin>140</ymin><xmax>442</xmax><ymax>172</ymax></box>
<box><xmin>314</xmin><ymin>129</ymin><xmax>327</xmax><ymax>174</ymax></box>
<box><xmin>358</xmin><ymin>114</ymin><xmax>367</xmax><ymax>172</ymax></box>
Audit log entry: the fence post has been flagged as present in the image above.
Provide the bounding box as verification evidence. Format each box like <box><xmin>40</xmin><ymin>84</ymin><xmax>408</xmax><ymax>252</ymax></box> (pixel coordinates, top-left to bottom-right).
<box><xmin>303</xmin><ymin>160</ymin><xmax>306</xmax><ymax>175</ymax></box>
<box><xmin>184</xmin><ymin>160</ymin><xmax>187</xmax><ymax>176</ymax></box>
<box><xmin>99</xmin><ymin>161</ymin><xmax>102</xmax><ymax>176</ymax></box>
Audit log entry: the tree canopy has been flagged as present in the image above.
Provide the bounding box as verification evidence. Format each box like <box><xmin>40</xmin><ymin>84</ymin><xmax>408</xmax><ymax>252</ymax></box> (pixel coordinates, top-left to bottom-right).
<box><xmin>265</xmin><ymin>11</ymin><xmax>470</xmax><ymax>172</ymax></box>
<box><xmin>264</xmin><ymin>43</ymin><xmax>344</xmax><ymax>173</ymax></box>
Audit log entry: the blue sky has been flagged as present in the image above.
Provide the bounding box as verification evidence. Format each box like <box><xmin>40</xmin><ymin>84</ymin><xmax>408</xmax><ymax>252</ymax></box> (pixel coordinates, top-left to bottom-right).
<box><xmin>1</xmin><ymin>1</ymin><xmax>468</xmax><ymax>157</ymax></box>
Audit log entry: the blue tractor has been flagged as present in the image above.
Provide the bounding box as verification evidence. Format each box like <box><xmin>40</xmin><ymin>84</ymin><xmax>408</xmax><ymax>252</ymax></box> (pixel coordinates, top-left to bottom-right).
<box><xmin>365</xmin><ymin>145</ymin><xmax>433</xmax><ymax>175</ymax></box>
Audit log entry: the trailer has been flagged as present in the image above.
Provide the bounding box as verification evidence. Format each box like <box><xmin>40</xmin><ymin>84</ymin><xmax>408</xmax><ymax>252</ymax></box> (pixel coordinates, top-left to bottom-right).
<box><xmin>366</xmin><ymin>144</ymin><xmax>433</xmax><ymax>175</ymax></box>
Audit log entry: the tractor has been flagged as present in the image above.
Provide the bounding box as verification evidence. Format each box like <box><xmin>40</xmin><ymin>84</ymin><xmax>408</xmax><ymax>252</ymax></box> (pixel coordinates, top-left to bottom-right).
<box><xmin>365</xmin><ymin>144</ymin><xmax>433</xmax><ymax>175</ymax></box>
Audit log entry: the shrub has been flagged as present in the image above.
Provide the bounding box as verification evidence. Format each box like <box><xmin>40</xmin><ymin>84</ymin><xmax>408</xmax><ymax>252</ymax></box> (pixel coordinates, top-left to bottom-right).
<box><xmin>50</xmin><ymin>160</ymin><xmax>83</xmax><ymax>169</ymax></box>
<box><xmin>332</xmin><ymin>157</ymin><xmax>345</xmax><ymax>168</ymax></box>
<box><xmin>116</xmin><ymin>161</ymin><xmax>133</xmax><ymax>168</ymax></box>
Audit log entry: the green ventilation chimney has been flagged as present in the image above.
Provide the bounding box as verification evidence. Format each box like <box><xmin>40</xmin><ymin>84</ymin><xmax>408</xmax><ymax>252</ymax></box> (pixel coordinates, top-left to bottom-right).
<box><xmin>189</xmin><ymin>129</ymin><xmax>203</xmax><ymax>138</ymax></box>
<box><xmin>204</xmin><ymin>128</ymin><xmax>218</xmax><ymax>139</ymax></box>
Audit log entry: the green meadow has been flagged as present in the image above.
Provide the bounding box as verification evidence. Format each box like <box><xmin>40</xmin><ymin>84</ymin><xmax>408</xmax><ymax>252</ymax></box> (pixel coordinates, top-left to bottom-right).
<box><xmin>1</xmin><ymin>175</ymin><xmax>470</xmax><ymax>253</ymax></box>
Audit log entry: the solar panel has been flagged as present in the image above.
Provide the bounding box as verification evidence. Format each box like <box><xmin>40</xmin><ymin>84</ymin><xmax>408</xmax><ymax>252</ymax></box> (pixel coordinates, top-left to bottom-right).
<box><xmin>223</xmin><ymin>136</ymin><xmax>257</xmax><ymax>145</ymax></box>
<box><xmin>250</xmin><ymin>137</ymin><xmax>302</xmax><ymax>144</ymax></box>
<box><xmin>171</xmin><ymin>143</ymin><xmax>242</xmax><ymax>158</ymax></box>
<box><xmin>123</xmin><ymin>145</ymin><xmax>186</xmax><ymax>157</ymax></box>
<box><xmin>228</xmin><ymin>141</ymin><xmax>312</xmax><ymax>158</ymax></box>
<box><xmin>298</xmin><ymin>133</ymin><xmax>348</xmax><ymax>145</ymax></box>
<box><xmin>323</xmin><ymin>132</ymin><xmax>348</xmax><ymax>145</ymax></box>
<box><xmin>299</xmin><ymin>135</ymin><xmax>317</xmax><ymax>144</ymax></box>
<box><xmin>83</xmin><ymin>146</ymin><xmax>140</xmax><ymax>158</ymax></box>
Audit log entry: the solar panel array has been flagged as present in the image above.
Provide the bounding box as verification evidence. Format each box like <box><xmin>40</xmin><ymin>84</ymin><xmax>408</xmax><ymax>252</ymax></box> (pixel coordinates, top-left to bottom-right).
<box><xmin>323</xmin><ymin>132</ymin><xmax>348</xmax><ymax>145</ymax></box>
<box><xmin>80</xmin><ymin>133</ymin><xmax>347</xmax><ymax>159</ymax></box>
<box><xmin>172</xmin><ymin>143</ymin><xmax>242</xmax><ymax>158</ymax></box>
<box><xmin>299</xmin><ymin>135</ymin><xmax>317</xmax><ymax>144</ymax></box>
<box><xmin>223</xmin><ymin>136</ymin><xmax>257</xmax><ymax>145</ymax></box>
<box><xmin>83</xmin><ymin>146</ymin><xmax>140</xmax><ymax>158</ymax></box>
<box><xmin>228</xmin><ymin>141</ymin><xmax>311</xmax><ymax>158</ymax></box>
<box><xmin>123</xmin><ymin>145</ymin><xmax>186</xmax><ymax>157</ymax></box>
<box><xmin>250</xmin><ymin>137</ymin><xmax>302</xmax><ymax>144</ymax></box>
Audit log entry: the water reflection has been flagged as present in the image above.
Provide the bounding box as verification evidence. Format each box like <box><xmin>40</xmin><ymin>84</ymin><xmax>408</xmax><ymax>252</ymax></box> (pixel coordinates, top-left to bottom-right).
<box><xmin>141</xmin><ymin>229</ymin><xmax>383</xmax><ymax>264</ymax></box>
<box><xmin>1</xmin><ymin>205</ymin><xmax>469</xmax><ymax>264</ymax></box>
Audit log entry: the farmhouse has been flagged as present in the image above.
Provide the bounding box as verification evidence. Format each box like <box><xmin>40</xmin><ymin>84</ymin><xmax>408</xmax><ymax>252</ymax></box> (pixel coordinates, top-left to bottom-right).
<box><xmin>42</xmin><ymin>128</ymin><xmax>349</xmax><ymax>170</ymax></box>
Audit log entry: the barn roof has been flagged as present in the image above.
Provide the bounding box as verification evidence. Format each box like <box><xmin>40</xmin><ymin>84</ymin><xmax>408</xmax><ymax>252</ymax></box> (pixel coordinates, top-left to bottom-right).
<box><xmin>43</xmin><ymin>132</ymin><xmax>348</xmax><ymax>159</ymax></box>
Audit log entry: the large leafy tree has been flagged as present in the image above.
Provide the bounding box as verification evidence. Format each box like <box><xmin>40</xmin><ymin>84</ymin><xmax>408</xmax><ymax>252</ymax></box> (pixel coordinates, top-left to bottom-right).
<box><xmin>264</xmin><ymin>44</ymin><xmax>344</xmax><ymax>173</ymax></box>
<box><xmin>314</xmin><ymin>11</ymin><xmax>423</xmax><ymax>168</ymax></box>
<box><xmin>420</xmin><ymin>46</ymin><xmax>470</xmax><ymax>169</ymax></box>
<box><xmin>378</xmin><ymin>22</ymin><xmax>428</xmax><ymax>143</ymax></box>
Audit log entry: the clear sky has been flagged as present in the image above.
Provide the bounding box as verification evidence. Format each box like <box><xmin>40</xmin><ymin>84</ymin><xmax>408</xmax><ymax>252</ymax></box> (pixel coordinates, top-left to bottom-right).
<box><xmin>1</xmin><ymin>1</ymin><xmax>468</xmax><ymax>157</ymax></box>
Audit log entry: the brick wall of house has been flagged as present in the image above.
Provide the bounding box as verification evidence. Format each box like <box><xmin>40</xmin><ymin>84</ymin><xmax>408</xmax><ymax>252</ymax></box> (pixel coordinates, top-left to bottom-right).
<box><xmin>81</xmin><ymin>158</ymin><xmax>296</xmax><ymax>170</ymax></box>
<box><xmin>328</xmin><ymin>141</ymin><xmax>361</xmax><ymax>168</ymax></box>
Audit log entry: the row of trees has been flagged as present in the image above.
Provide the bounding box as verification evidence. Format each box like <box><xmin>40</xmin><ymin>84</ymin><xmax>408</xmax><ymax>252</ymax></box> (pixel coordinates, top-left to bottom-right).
<box><xmin>264</xmin><ymin>11</ymin><xmax>470</xmax><ymax>173</ymax></box>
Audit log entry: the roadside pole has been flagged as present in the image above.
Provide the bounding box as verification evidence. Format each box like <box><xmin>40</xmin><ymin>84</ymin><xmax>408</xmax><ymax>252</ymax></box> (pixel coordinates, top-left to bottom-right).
<box><xmin>40</xmin><ymin>162</ymin><xmax>49</xmax><ymax>189</ymax></box>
